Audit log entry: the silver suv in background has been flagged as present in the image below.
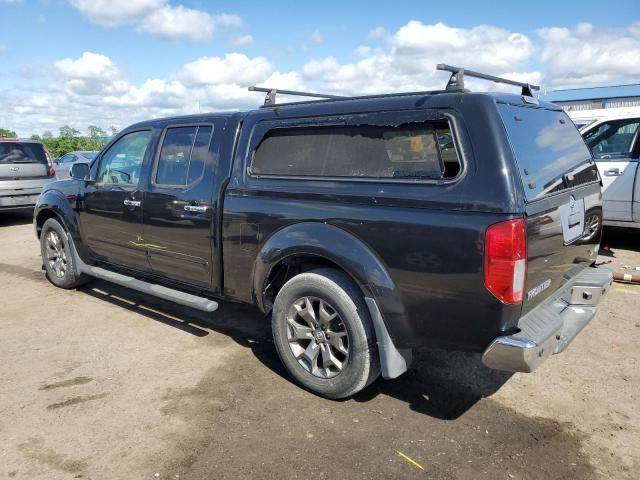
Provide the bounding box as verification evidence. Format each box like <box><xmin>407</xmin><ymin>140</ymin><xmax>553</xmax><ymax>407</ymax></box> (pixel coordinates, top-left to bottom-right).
<box><xmin>0</xmin><ymin>138</ymin><xmax>56</xmax><ymax>213</ymax></box>
<box><xmin>55</xmin><ymin>151</ymin><xmax>98</xmax><ymax>179</ymax></box>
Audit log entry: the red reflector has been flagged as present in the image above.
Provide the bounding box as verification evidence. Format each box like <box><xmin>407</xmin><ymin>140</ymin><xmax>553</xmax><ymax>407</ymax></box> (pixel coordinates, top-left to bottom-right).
<box><xmin>484</xmin><ymin>218</ymin><xmax>527</xmax><ymax>304</ymax></box>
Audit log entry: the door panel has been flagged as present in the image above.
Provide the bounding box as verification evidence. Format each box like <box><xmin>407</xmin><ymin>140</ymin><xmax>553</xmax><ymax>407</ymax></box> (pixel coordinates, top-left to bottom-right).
<box><xmin>143</xmin><ymin>123</ymin><xmax>220</xmax><ymax>288</ymax></box>
<box><xmin>635</xmin><ymin>168</ymin><xmax>640</xmax><ymax>223</ymax></box>
<box><xmin>596</xmin><ymin>159</ymin><xmax>637</xmax><ymax>221</ymax></box>
<box><xmin>80</xmin><ymin>130</ymin><xmax>153</xmax><ymax>270</ymax></box>
<box><xmin>584</xmin><ymin>118</ymin><xmax>640</xmax><ymax>222</ymax></box>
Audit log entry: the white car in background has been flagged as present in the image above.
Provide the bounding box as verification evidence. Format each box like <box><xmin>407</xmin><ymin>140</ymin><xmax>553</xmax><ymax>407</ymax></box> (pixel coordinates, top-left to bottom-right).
<box><xmin>581</xmin><ymin>113</ymin><xmax>640</xmax><ymax>233</ymax></box>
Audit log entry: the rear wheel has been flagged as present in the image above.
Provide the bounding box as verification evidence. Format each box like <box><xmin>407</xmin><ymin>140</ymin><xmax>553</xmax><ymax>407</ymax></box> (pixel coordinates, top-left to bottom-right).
<box><xmin>40</xmin><ymin>217</ymin><xmax>90</xmax><ymax>289</ymax></box>
<box><xmin>271</xmin><ymin>268</ymin><xmax>380</xmax><ymax>399</ymax></box>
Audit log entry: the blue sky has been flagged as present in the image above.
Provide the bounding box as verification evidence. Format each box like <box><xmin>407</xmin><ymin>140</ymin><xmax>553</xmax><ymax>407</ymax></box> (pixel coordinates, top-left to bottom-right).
<box><xmin>1</xmin><ymin>0</ymin><xmax>639</xmax><ymax>135</ymax></box>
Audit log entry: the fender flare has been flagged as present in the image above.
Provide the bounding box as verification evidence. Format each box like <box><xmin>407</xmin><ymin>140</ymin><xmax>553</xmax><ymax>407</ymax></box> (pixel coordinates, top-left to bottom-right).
<box><xmin>34</xmin><ymin>190</ymin><xmax>91</xmax><ymax>261</ymax></box>
<box><xmin>252</xmin><ymin>222</ymin><xmax>410</xmax><ymax>379</ymax></box>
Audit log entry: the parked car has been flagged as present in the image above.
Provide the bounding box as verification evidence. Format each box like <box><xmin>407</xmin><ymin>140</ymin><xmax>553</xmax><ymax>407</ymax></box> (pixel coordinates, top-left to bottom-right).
<box><xmin>55</xmin><ymin>151</ymin><xmax>98</xmax><ymax>179</ymax></box>
<box><xmin>33</xmin><ymin>65</ymin><xmax>612</xmax><ymax>399</ymax></box>
<box><xmin>580</xmin><ymin>113</ymin><xmax>640</xmax><ymax>235</ymax></box>
<box><xmin>0</xmin><ymin>138</ymin><xmax>56</xmax><ymax>213</ymax></box>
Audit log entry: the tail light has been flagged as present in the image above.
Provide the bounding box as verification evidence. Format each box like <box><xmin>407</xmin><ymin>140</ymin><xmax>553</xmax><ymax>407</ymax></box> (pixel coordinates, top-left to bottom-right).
<box><xmin>44</xmin><ymin>147</ymin><xmax>55</xmax><ymax>176</ymax></box>
<box><xmin>484</xmin><ymin>218</ymin><xmax>527</xmax><ymax>304</ymax></box>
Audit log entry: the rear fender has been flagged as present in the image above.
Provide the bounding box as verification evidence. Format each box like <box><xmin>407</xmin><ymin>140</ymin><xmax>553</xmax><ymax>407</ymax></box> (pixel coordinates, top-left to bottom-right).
<box><xmin>253</xmin><ymin>222</ymin><xmax>411</xmax><ymax>379</ymax></box>
<box><xmin>252</xmin><ymin>222</ymin><xmax>408</xmax><ymax>339</ymax></box>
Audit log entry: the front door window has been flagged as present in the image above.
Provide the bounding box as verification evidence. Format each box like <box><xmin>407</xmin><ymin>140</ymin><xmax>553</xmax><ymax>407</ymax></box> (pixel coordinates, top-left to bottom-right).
<box><xmin>585</xmin><ymin>120</ymin><xmax>640</xmax><ymax>159</ymax></box>
<box><xmin>96</xmin><ymin>130</ymin><xmax>152</xmax><ymax>186</ymax></box>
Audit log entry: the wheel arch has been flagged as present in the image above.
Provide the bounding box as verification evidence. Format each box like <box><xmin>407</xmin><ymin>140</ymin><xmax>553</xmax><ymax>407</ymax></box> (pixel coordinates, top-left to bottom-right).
<box><xmin>252</xmin><ymin>222</ymin><xmax>405</xmax><ymax>326</ymax></box>
<box><xmin>34</xmin><ymin>191</ymin><xmax>80</xmax><ymax>242</ymax></box>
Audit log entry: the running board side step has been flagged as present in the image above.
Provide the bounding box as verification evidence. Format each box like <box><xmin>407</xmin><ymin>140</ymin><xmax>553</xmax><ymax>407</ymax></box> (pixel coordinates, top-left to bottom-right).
<box><xmin>70</xmin><ymin>242</ymin><xmax>218</xmax><ymax>312</ymax></box>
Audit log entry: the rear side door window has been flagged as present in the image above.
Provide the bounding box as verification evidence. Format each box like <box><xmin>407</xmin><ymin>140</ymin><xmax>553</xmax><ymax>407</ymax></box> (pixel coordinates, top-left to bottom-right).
<box><xmin>155</xmin><ymin>125</ymin><xmax>213</xmax><ymax>186</ymax></box>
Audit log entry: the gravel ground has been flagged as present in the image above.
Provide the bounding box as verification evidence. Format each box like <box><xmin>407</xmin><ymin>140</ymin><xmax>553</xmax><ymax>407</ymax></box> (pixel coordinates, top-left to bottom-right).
<box><xmin>0</xmin><ymin>212</ymin><xmax>638</xmax><ymax>480</ymax></box>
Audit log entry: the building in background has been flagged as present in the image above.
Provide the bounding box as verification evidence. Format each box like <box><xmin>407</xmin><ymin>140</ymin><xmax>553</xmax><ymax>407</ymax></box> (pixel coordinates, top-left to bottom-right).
<box><xmin>538</xmin><ymin>84</ymin><xmax>640</xmax><ymax>129</ymax></box>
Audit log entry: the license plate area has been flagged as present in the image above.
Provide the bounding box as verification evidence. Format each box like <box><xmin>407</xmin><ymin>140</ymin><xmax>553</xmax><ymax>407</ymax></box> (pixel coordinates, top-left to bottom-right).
<box><xmin>559</xmin><ymin>195</ymin><xmax>585</xmax><ymax>244</ymax></box>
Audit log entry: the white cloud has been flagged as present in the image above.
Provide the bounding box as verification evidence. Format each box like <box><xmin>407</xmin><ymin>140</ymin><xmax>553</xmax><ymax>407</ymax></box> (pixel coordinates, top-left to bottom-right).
<box><xmin>174</xmin><ymin>53</ymin><xmax>272</xmax><ymax>86</ymax></box>
<box><xmin>354</xmin><ymin>45</ymin><xmax>370</xmax><ymax>57</ymax></box>
<box><xmin>0</xmin><ymin>44</ymin><xmax>9</xmax><ymax>54</ymax></box>
<box><xmin>310</xmin><ymin>30</ymin><xmax>325</xmax><ymax>45</ymax></box>
<box><xmin>369</xmin><ymin>26</ymin><xmax>387</xmax><ymax>39</ymax></box>
<box><xmin>68</xmin><ymin>0</ymin><xmax>165</xmax><ymax>28</ymax></box>
<box><xmin>538</xmin><ymin>22</ymin><xmax>640</xmax><ymax>88</ymax></box>
<box><xmin>7</xmin><ymin>20</ymin><xmax>640</xmax><ymax>137</ymax></box>
<box><xmin>392</xmin><ymin>21</ymin><xmax>534</xmax><ymax>74</ymax></box>
<box><xmin>139</xmin><ymin>5</ymin><xmax>215</xmax><ymax>40</ymax></box>
<box><xmin>68</xmin><ymin>0</ymin><xmax>241</xmax><ymax>41</ymax></box>
<box><xmin>302</xmin><ymin>21</ymin><xmax>538</xmax><ymax>95</ymax></box>
<box><xmin>231</xmin><ymin>34</ymin><xmax>254</xmax><ymax>47</ymax></box>
<box><xmin>55</xmin><ymin>52</ymin><xmax>119</xmax><ymax>79</ymax></box>
<box><xmin>214</xmin><ymin>13</ymin><xmax>243</xmax><ymax>28</ymax></box>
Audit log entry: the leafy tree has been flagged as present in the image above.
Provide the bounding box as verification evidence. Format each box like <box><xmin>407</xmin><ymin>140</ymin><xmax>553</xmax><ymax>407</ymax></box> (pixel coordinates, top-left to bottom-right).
<box><xmin>59</xmin><ymin>125</ymin><xmax>81</xmax><ymax>138</ymax></box>
<box><xmin>0</xmin><ymin>128</ymin><xmax>18</xmax><ymax>137</ymax></box>
<box><xmin>35</xmin><ymin>126</ymin><xmax>110</xmax><ymax>159</ymax></box>
<box><xmin>108</xmin><ymin>126</ymin><xmax>118</xmax><ymax>137</ymax></box>
<box><xmin>30</xmin><ymin>134</ymin><xmax>42</xmax><ymax>141</ymax></box>
<box><xmin>88</xmin><ymin>125</ymin><xmax>107</xmax><ymax>141</ymax></box>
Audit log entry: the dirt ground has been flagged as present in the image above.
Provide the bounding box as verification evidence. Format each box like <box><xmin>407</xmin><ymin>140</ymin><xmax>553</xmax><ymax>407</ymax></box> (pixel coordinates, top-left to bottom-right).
<box><xmin>0</xmin><ymin>212</ymin><xmax>638</xmax><ymax>480</ymax></box>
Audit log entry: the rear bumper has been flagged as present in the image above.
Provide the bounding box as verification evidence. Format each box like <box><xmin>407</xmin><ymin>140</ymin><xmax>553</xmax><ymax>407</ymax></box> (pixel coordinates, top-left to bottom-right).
<box><xmin>0</xmin><ymin>180</ymin><xmax>51</xmax><ymax>209</ymax></box>
<box><xmin>481</xmin><ymin>266</ymin><xmax>613</xmax><ymax>373</ymax></box>
<box><xmin>0</xmin><ymin>189</ymin><xmax>40</xmax><ymax>210</ymax></box>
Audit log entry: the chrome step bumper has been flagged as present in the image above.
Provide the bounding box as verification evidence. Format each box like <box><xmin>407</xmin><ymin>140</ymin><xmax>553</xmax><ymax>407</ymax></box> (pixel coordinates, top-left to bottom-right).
<box><xmin>482</xmin><ymin>267</ymin><xmax>613</xmax><ymax>373</ymax></box>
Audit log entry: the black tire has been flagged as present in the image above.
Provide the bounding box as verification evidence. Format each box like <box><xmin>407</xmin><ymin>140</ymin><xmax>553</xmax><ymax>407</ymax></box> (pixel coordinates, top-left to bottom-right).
<box><xmin>40</xmin><ymin>217</ymin><xmax>91</xmax><ymax>289</ymax></box>
<box><xmin>271</xmin><ymin>268</ymin><xmax>380</xmax><ymax>399</ymax></box>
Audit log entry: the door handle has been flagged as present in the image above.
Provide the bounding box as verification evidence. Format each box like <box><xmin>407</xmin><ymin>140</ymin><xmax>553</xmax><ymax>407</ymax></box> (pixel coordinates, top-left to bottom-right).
<box><xmin>184</xmin><ymin>204</ymin><xmax>208</xmax><ymax>213</ymax></box>
<box><xmin>603</xmin><ymin>168</ymin><xmax>621</xmax><ymax>176</ymax></box>
<box><xmin>123</xmin><ymin>199</ymin><xmax>142</xmax><ymax>207</ymax></box>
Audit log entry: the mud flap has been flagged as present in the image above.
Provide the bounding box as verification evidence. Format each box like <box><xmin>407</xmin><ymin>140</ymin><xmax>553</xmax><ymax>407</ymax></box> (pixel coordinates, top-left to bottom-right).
<box><xmin>365</xmin><ymin>297</ymin><xmax>412</xmax><ymax>379</ymax></box>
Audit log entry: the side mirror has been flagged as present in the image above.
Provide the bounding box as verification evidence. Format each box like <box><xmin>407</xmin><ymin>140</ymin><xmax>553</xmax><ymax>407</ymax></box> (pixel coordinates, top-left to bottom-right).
<box><xmin>70</xmin><ymin>162</ymin><xmax>91</xmax><ymax>181</ymax></box>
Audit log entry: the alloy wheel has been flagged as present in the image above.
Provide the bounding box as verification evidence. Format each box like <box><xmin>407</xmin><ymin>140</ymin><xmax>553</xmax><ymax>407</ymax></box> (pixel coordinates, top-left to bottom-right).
<box><xmin>45</xmin><ymin>230</ymin><xmax>67</xmax><ymax>279</ymax></box>
<box><xmin>286</xmin><ymin>296</ymin><xmax>350</xmax><ymax>379</ymax></box>
<box><xmin>582</xmin><ymin>213</ymin><xmax>601</xmax><ymax>241</ymax></box>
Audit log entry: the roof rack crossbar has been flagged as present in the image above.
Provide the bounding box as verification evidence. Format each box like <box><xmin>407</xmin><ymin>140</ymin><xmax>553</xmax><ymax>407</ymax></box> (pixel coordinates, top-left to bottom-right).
<box><xmin>248</xmin><ymin>86</ymin><xmax>346</xmax><ymax>106</ymax></box>
<box><xmin>436</xmin><ymin>63</ymin><xmax>540</xmax><ymax>97</ymax></box>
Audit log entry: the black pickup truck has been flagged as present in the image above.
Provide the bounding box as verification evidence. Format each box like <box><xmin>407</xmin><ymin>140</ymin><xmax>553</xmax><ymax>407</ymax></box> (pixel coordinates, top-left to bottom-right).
<box><xmin>34</xmin><ymin>65</ymin><xmax>612</xmax><ymax>399</ymax></box>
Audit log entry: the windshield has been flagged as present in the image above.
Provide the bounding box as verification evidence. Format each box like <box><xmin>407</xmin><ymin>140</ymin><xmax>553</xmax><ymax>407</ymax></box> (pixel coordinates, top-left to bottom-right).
<box><xmin>0</xmin><ymin>142</ymin><xmax>48</xmax><ymax>165</ymax></box>
<box><xmin>497</xmin><ymin>104</ymin><xmax>599</xmax><ymax>201</ymax></box>
<box><xmin>79</xmin><ymin>152</ymin><xmax>98</xmax><ymax>160</ymax></box>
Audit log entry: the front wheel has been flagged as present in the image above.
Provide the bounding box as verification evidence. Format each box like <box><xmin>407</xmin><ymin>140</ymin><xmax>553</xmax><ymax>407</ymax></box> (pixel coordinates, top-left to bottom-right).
<box><xmin>40</xmin><ymin>217</ymin><xmax>90</xmax><ymax>289</ymax></box>
<box><xmin>271</xmin><ymin>268</ymin><xmax>380</xmax><ymax>399</ymax></box>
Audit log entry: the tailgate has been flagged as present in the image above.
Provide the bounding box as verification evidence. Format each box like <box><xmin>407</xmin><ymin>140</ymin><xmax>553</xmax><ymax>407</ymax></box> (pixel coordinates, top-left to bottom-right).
<box><xmin>0</xmin><ymin>141</ymin><xmax>50</xmax><ymax>179</ymax></box>
<box><xmin>497</xmin><ymin>103</ymin><xmax>602</xmax><ymax>314</ymax></box>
